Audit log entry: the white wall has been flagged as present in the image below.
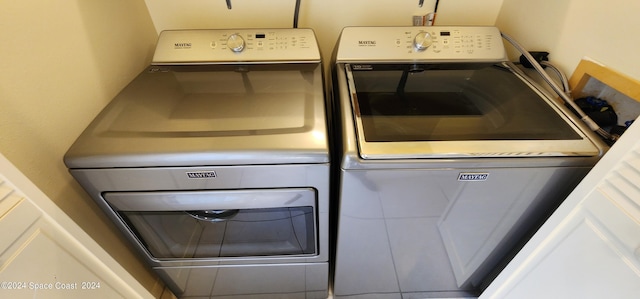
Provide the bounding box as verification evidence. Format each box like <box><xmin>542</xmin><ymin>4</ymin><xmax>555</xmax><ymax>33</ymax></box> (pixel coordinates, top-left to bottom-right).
<box><xmin>144</xmin><ymin>0</ymin><xmax>504</xmax><ymax>64</ymax></box>
<box><xmin>0</xmin><ymin>0</ymin><xmax>162</xmax><ymax>296</ymax></box>
<box><xmin>497</xmin><ymin>0</ymin><xmax>640</xmax><ymax>81</ymax></box>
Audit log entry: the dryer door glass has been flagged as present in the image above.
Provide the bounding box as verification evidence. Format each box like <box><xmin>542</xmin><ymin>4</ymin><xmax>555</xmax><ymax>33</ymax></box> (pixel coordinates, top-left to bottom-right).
<box><xmin>104</xmin><ymin>189</ymin><xmax>317</xmax><ymax>260</ymax></box>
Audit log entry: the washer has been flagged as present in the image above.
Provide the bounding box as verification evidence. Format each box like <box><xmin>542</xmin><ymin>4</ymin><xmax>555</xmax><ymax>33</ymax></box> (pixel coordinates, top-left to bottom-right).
<box><xmin>65</xmin><ymin>29</ymin><xmax>330</xmax><ymax>298</ymax></box>
<box><xmin>331</xmin><ymin>26</ymin><xmax>607</xmax><ymax>298</ymax></box>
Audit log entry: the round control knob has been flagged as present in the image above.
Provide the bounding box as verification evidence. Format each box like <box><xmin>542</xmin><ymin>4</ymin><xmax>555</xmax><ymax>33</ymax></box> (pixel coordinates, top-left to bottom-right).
<box><xmin>227</xmin><ymin>34</ymin><xmax>245</xmax><ymax>52</ymax></box>
<box><xmin>413</xmin><ymin>32</ymin><xmax>433</xmax><ymax>51</ymax></box>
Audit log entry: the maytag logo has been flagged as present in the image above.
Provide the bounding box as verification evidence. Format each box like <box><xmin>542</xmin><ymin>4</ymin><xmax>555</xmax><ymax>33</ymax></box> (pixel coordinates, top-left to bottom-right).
<box><xmin>352</xmin><ymin>64</ymin><xmax>373</xmax><ymax>70</ymax></box>
<box><xmin>457</xmin><ymin>173</ymin><xmax>489</xmax><ymax>181</ymax></box>
<box><xmin>186</xmin><ymin>171</ymin><xmax>217</xmax><ymax>179</ymax></box>
<box><xmin>174</xmin><ymin>42</ymin><xmax>192</xmax><ymax>49</ymax></box>
<box><xmin>358</xmin><ymin>40</ymin><xmax>377</xmax><ymax>46</ymax></box>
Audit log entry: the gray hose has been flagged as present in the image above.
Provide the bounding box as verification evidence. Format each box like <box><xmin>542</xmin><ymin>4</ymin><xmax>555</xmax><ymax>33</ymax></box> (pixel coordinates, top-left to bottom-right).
<box><xmin>293</xmin><ymin>0</ymin><xmax>301</xmax><ymax>28</ymax></box>
<box><xmin>501</xmin><ymin>32</ymin><xmax>612</xmax><ymax>140</ymax></box>
<box><xmin>540</xmin><ymin>61</ymin><xmax>570</xmax><ymax>95</ymax></box>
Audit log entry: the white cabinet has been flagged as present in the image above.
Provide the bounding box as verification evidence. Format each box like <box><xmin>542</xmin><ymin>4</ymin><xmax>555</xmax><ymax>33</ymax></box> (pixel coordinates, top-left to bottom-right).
<box><xmin>482</xmin><ymin>123</ymin><xmax>640</xmax><ymax>299</ymax></box>
<box><xmin>0</xmin><ymin>156</ymin><xmax>159</xmax><ymax>299</ymax></box>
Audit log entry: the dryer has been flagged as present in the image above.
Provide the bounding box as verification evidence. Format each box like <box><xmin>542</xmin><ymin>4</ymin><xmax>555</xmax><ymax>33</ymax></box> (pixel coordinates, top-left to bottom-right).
<box><xmin>331</xmin><ymin>26</ymin><xmax>607</xmax><ymax>298</ymax></box>
<box><xmin>65</xmin><ymin>29</ymin><xmax>330</xmax><ymax>299</ymax></box>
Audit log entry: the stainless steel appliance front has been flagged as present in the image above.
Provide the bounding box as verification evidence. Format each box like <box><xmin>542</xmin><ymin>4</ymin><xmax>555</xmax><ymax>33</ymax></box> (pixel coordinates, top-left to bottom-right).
<box><xmin>65</xmin><ymin>29</ymin><xmax>329</xmax><ymax>299</ymax></box>
<box><xmin>332</xmin><ymin>26</ymin><xmax>606</xmax><ymax>298</ymax></box>
<box><xmin>70</xmin><ymin>164</ymin><xmax>329</xmax><ymax>298</ymax></box>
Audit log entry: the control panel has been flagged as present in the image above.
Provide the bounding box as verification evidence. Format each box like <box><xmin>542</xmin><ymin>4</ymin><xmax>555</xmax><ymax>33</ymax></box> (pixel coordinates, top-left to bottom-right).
<box><xmin>152</xmin><ymin>29</ymin><xmax>321</xmax><ymax>64</ymax></box>
<box><xmin>335</xmin><ymin>26</ymin><xmax>507</xmax><ymax>62</ymax></box>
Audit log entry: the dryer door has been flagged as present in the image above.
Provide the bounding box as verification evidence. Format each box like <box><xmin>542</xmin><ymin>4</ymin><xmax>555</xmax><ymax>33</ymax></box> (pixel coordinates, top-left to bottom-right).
<box><xmin>104</xmin><ymin>188</ymin><xmax>317</xmax><ymax>260</ymax></box>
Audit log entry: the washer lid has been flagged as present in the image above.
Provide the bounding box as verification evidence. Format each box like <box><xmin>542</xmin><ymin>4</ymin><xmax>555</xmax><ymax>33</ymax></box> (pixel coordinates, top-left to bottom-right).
<box><xmin>65</xmin><ymin>63</ymin><xmax>329</xmax><ymax>168</ymax></box>
<box><xmin>344</xmin><ymin>62</ymin><xmax>604</xmax><ymax>159</ymax></box>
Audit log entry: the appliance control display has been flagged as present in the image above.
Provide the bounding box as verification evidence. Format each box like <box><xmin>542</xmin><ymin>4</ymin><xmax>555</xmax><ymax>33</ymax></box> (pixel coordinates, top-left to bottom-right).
<box><xmin>152</xmin><ymin>28</ymin><xmax>321</xmax><ymax>64</ymax></box>
<box><xmin>409</xmin><ymin>29</ymin><xmax>495</xmax><ymax>55</ymax></box>
<box><xmin>335</xmin><ymin>26</ymin><xmax>507</xmax><ymax>62</ymax></box>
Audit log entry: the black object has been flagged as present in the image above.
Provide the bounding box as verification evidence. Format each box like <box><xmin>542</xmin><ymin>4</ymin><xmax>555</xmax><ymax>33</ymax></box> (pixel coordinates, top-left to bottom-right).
<box><xmin>573</xmin><ymin>96</ymin><xmax>618</xmax><ymax>127</ymax></box>
<box><xmin>520</xmin><ymin>51</ymin><xmax>549</xmax><ymax>69</ymax></box>
<box><xmin>610</xmin><ymin>125</ymin><xmax>628</xmax><ymax>137</ymax></box>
